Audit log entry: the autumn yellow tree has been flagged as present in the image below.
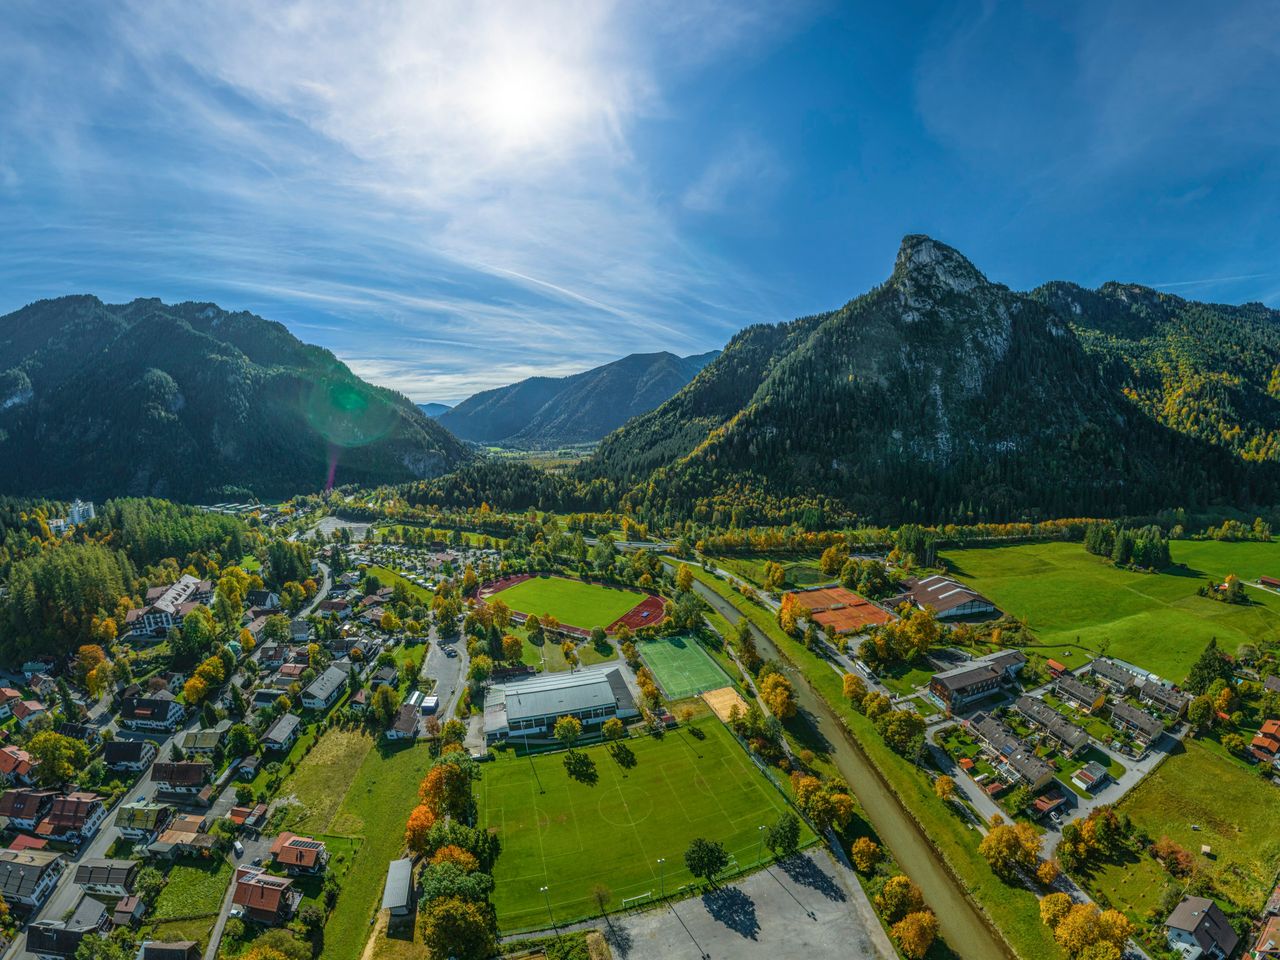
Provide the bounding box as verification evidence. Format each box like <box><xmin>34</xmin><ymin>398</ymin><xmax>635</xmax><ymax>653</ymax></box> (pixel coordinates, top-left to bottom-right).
<box><xmin>430</xmin><ymin>844</ymin><xmax>479</xmax><ymax>872</ymax></box>
<box><xmin>849</xmin><ymin>837</ymin><xmax>881</xmax><ymax>873</ymax></box>
<box><xmin>760</xmin><ymin>673</ymin><xmax>797</xmax><ymax>719</ymax></box>
<box><xmin>405</xmin><ymin>804</ymin><xmax>437</xmax><ymax>854</ymax></box>
<box><xmin>874</xmin><ymin>875</ymin><xmax>924</xmax><ymax>923</ymax></box>
<box><xmin>933</xmin><ymin>775</ymin><xmax>955</xmax><ymax>801</ymax></box>
<box><xmin>421</xmin><ymin>895</ymin><xmax>496</xmax><ymax>960</ymax></box>
<box><xmin>1039</xmin><ymin>892</ymin><xmax>1073</xmax><ymax>930</ymax></box>
<box><xmin>1036</xmin><ymin>859</ymin><xmax>1061</xmax><ymax>887</ymax></box>
<box><xmin>892</xmin><ymin>910</ymin><xmax>938</xmax><ymax>960</ymax></box>
<box><xmin>777</xmin><ymin>592</ymin><xmax>799</xmax><ymax>634</ymax></box>
<box><xmin>501</xmin><ymin>634</ymin><xmax>523</xmax><ymax>661</ymax></box>
<box><xmin>676</xmin><ymin>564</ymin><xmax>694</xmax><ymax>593</ymax></box>
<box><xmin>842</xmin><ymin>672</ymin><xmax>866</xmax><ymax>704</ymax></box>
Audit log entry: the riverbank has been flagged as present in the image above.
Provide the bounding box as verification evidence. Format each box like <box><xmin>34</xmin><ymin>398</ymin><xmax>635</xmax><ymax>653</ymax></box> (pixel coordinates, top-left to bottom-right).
<box><xmin>677</xmin><ymin>561</ymin><xmax>1064</xmax><ymax>960</ymax></box>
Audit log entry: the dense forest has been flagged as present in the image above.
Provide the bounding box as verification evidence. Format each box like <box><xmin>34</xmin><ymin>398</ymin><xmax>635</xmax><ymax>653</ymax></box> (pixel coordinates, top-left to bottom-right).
<box><xmin>0</xmin><ymin>296</ymin><xmax>472</xmax><ymax>501</ymax></box>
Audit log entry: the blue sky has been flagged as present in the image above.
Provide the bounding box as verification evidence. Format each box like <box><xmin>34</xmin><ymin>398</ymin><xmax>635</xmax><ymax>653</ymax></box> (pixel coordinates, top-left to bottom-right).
<box><xmin>2</xmin><ymin>1</ymin><xmax>1279</xmax><ymax>402</ymax></box>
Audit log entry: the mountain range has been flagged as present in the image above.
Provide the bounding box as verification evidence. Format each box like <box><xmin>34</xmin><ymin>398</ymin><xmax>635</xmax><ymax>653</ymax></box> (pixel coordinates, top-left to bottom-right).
<box><xmin>417</xmin><ymin>402</ymin><xmax>452</xmax><ymax>418</ymax></box>
<box><xmin>0</xmin><ymin>296</ymin><xmax>471</xmax><ymax>501</ymax></box>
<box><xmin>578</xmin><ymin>235</ymin><xmax>1280</xmax><ymax>525</ymax></box>
<box><xmin>437</xmin><ymin>350</ymin><xmax>718</xmax><ymax>447</ymax></box>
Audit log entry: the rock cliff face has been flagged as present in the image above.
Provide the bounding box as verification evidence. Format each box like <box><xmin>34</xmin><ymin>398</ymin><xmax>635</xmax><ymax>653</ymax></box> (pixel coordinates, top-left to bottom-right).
<box><xmin>582</xmin><ymin>235</ymin><xmax>1276</xmax><ymax>523</ymax></box>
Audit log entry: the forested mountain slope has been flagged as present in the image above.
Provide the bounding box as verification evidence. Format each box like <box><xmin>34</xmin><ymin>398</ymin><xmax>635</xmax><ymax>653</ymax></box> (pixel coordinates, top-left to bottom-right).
<box><xmin>439</xmin><ymin>350</ymin><xmax>717</xmax><ymax>446</ymax></box>
<box><xmin>0</xmin><ymin>296</ymin><xmax>471</xmax><ymax>501</ymax></box>
<box><xmin>582</xmin><ymin>236</ymin><xmax>1278</xmax><ymax>526</ymax></box>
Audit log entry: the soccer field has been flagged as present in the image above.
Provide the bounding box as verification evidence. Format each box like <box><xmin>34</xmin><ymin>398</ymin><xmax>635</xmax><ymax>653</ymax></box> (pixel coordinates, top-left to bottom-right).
<box><xmin>943</xmin><ymin>539</ymin><xmax>1280</xmax><ymax>681</ymax></box>
<box><xmin>640</xmin><ymin>635</ymin><xmax>731</xmax><ymax>700</ymax></box>
<box><xmin>490</xmin><ymin>575</ymin><xmax>643</xmax><ymax>630</ymax></box>
<box><xmin>479</xmin><ymin>716</ymin><xmax>811</xmax><ymax>931</ymax></box>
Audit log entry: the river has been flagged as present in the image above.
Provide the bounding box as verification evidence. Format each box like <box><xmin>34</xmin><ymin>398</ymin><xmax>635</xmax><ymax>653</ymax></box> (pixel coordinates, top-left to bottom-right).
<box><xmin>689</xmin><ymin>578</ymin><xmax>1015</xmax><ymax>960</ymax></box>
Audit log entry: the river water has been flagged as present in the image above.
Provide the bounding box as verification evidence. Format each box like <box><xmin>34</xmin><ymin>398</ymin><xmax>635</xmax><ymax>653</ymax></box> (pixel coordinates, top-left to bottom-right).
<box><xmin>690</xmin><ymin>578</ymin><xmax>1015</xmax><ymax>960</ymax></box>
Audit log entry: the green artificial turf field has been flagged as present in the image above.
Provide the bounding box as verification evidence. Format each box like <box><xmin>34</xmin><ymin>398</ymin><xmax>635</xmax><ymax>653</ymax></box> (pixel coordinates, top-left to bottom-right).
<box><xmin>941</xmin><ymin>539</ymin><xmax>1280</xmax><ymax>681</ymax></box>
<box><xmin>490</xmin><ymin>575</ymin><xmax>643</xmax><ymax>630</ymax></box>
<box><xmin>639</xmin><ymin>635</ymin><xmax>731</xmax><ymax>700</ymax></box>
<box><xmin>479</xmin><ymin>716</ymin><xmax>811</xmax><ymax>931</ymax></box>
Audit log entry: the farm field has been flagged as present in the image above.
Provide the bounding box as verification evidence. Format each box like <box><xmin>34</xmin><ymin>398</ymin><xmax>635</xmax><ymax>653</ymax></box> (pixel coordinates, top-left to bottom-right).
<box><xmin>639</xmin><ymin>635</ymin><xmax>731</xmax><ymax>699</ymax></box>
<box><xmin>1090</xmin><ymin>739</ymin><xmax>1280</xmax><ymax>920</ymax></box>
<box><xmin>490</xmin><ymin>574</ymin><xmax>644</xmax><ymax>630</ymax></box>
<box><xmin>478</xmin><ymin>715</ymin><xmax>813</xmax><ymax>932</ymax></box>
<box><xmin>941</xmin><ymin>540</ymin><xmax>1280</xmax><ymax>680</ymax></box>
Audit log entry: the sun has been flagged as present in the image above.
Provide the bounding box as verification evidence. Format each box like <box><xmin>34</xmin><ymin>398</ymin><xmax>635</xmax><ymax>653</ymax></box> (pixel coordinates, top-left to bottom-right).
<box><xmin>472</xmin><ymin>57</ymin><xmax>578</xmax><ymax>150</ymax></box>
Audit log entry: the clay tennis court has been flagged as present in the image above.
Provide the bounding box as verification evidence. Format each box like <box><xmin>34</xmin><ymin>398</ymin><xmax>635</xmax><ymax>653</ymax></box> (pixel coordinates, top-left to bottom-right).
<box><xmin>789</xmin><ymin>585</ymin><xmax>893</xmax><ymax>633</ymax></box>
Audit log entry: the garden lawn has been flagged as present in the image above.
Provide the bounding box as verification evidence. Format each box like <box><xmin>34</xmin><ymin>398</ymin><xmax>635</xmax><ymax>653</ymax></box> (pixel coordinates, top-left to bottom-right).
<box><xmin>479</xmin><ymin>715</ymin><xmax>812</xmax><ymax>932</ymax></box>
<box><xmin>639</xmin><ymin>635</ymin><xmax>731</xmax><ymax>699</ymax></box>
<box><xmin>941</xmin><ymin>540</ymin><xmax>1280</xmax><ymax>681</ymax></box>
<box><xmin>151</xmin><ymin>858</ymin><xmax>234</xmax><ymax>921</ymax></box>
<box><xmin>320</xmin><ymin>739</ymin><xmax>435</xmax><ymax>960</ymax></box>
<box><xmin>1099</xmin><ymin>738</ymin><xmax>1280</xmax><ymax>914</ymax></box>
<box><xmin>490</xmin><ymin>575</ymin><xmax>643</xmax><ymax>631</ymax></box>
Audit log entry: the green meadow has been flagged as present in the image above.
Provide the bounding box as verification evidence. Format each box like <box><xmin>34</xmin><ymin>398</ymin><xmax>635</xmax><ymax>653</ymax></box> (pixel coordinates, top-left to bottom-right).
<box><xmin>941</xmin><ymin>539</ymin><xmax>1280</xmax><ymax>680</ymax></box>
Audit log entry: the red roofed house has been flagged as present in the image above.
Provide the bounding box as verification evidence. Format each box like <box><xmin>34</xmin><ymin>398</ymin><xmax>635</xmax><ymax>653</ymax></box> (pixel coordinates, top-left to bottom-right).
<box><xmin>9</xmin><ymin>834</ymin><xmax>48</xmax><ymax>852</ymax></box>
<box><xmin>232</xmin><ymin>866</ymin><xmax>299</xmax><ymax>924</ymax></box>
<box><xmin>36</xmin><ymin>792</ymin><xmax>107</xmax><ymax>842</ymax></box>
<box><xmin>0</xmin><ymin>745</ymin><xmax>37</xmax><ymax>785</ymax></box>
<box><xmin>13</xmin><ymin>699</ymin><xmax>47</xmax><ymax>728</ymax></box>
<box><xmin>269</xmin><ymin>833</ymin><xmax>329</xmax><ymax>876</ymax></box>
<box><xmin>1252</xmin><ymin>719</ymin><xmax>1280</xmax><ymax>767</ymax></box>
<box><xmin>0</xmin><ymin>688</ymin><xmax>22</xmax><ymax>720</ymax></box>
<box><xmin>0</xmin><ymin>789</ymin><xmax>57</xmax><ymax>831</ymax></box>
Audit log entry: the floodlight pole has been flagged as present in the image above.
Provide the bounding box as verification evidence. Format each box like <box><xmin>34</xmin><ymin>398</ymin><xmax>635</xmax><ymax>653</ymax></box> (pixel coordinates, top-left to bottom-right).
<box><xmin>540</xmin><ymin>884</ymin><xmax>556</xmax><ymax>934</ymax></box>
<box><xmin>658</xmin><ymin>857</ymin><xmax>666</xmax><ymax>898</ymax></box>
<box><xmin>758</xmin><ymin>824</ymin><xmax>768</xmax><ymax>866</ymax></box>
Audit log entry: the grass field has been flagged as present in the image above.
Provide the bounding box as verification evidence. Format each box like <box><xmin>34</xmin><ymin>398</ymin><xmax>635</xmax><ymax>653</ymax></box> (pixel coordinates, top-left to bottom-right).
<box><xmin>151</xmin><ymin>858</ymin><xmax>234</xmax><ymax>921</ymax></box>
<box><xmin>479</xmin><ymin>715</ymin><xmax>812</xmax><ymax>932</ymax></box>
<box><xmin>714</xmin><ymin>554</ymin><xmax>827</xmax><ymax>588</ymax></box>
<box><xmin>320</xmin><ymin>740</ymin><xmax>434</xmax><ymax>960</ymax></box>
<box><xmin>1093</xmin><ymin>739</ymin><xmax>1280</xmax><ymax>916</ymax></box>
<box><xmin>491</xmin><ymin>575</ymin><xmax>643</xmax><ymax>630</ymax></box>
<box><xmin>639</xmin><ymin>635</ymin><xmax>731</xmax><ymax>700</ymax></box>
<box><xmin>941</xmin><ymin>540</ymin><xmax>1280</xmax><ymax>680</ymax></box>
<box><xmin>368</xmin><ymin>565</ymin><xmax>434</xmax><ymax>603</ymax></box>
<box><xmin>274</xmin><ymin>728</ymin><xmax>376</xmax><ymax>834</ymax></box>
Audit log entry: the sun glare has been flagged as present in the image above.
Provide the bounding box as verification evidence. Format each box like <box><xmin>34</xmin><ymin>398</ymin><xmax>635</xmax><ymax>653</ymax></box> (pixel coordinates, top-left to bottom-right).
<box><xmin>473</xmin><ymin>57</ymin><xmax>578</xmax><ymax>149</ymax></box>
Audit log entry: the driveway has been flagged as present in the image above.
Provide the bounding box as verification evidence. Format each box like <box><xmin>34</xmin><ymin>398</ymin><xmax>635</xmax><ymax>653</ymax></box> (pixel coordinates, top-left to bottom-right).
<box><xmin>203</xmin><ymin>835</ymin><xmax>272</xmax><ymax>960</ymax></box>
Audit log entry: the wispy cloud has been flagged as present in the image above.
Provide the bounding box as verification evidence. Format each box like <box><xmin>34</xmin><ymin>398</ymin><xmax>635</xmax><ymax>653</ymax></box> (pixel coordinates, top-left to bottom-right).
<box><xmin>0</xmin><ymin>0</ymin><xmax>801</xmax><ymax>400</ymax></box>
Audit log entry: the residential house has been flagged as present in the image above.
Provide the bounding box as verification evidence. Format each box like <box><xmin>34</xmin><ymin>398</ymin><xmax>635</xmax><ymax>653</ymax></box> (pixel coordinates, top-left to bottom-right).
<box><xmin>115</xmin><ymin>802</ymin><xmax>172</xmax><ymax>843</ymax></box>
<box><xmin>263</xmin><ymin>713</ymin><xmax>302</xmax><ymax>753</ymax></box>
<box><xmin>0</xmin><ymin>789</ymin><xmax>57</xmax><ymax>830</ymax></box>
<box><xmin>105</xmin><ymin>739</ymin><xmax>159</xmax><ymax>773</ymax></box>
<box><xmin>369</xmin><ymin>665</ymin><xmax>398</xmax><ymax>689</ymax></box>
<box><xmin>36</xmin><ymin>792</ymin><xmax>106</xmax><ymax>842</ymax></box>
<box><xmin>137</xmin><ymin>941</ymin><xmax>200</xmax><ymax>960</ymax></box>
<box><xmin>1071</xmin><ymin>760</ymin><xmax>1109</xmax><ymax>793</ymax></box>
<box><xmin>0</xmin><ymin>745</ymin><xmax>37</xmax><ymax>785</ymax></box>
<box><xmin>289</xmin><ymin>619</ymin><xmax>311</xmax><ymax>643</ymax></box>
<box><xmin>252</xmin><ymin>688</ymin><xmax>290</xmax><ymax>711</ymax></box>
<box><xmin>13</xmin><ymin>699</ymin><xmax>47</xmax><ymax>728</ymax></box>
<box><xmin>113</xmin><ymin>895</ymin><xmax>145</xmax><ymax>928</ymax></box>
<box><xmin>55</xmin><ymin>722</ymin><xmax>99</xmax><ymax>748</ymax></box>
<box><xmin>269</xmin><ymin>833</ymin><xmax>329</xmax><ymax>876</ymax></box>
<box><xmin>178</xmin><ymin>719</ymin><xmax>232</xmax><ymax>757</ymax></box>
<box><xmin>29</xmin><ymin>675</ymin><xmax>57</xmax><ymax>699</ymax></box>
<box><xmin>26</xmin><ymin>896</ymin><xmax>108</xmax><ymax>959</ymax></box>
<box><xmin>928</xmin><ymin>650</ymin><xmax>1027</xmax><ymax>713</ymax></box>
<box><xmin>349</xmin><ymin>689</ymin><xmax>369</xmax><ymax>713</ymax></box>
<box><xmin>259</xmin><ymin>645</ymin><xmax>286</xmax><ymax>669</ymax></box>
<box><xmin>237</xmin><ymin>756</ymin><xmax>261</xmax><ymax>781</ymax></box>
<box><xmin>0</xmin><ymin>848</ymin><xmax>65</xmax><ymax>909</ymax></box>
<box><xmin>151</xmin><ymin>762</ymin><xmax>211</xmax><ymax>797</ymax></box>
<box><xmin>277</xmin><ymin>663</ymin><xmax>306</xmax><ymax>683</ymax></box>
<box><xmin>0</xmin><ymin>687</ymin><xmax>22</xmax><ymax>719</ymax></box>
<box><xmin>246</xmin><ymin>590</ymin><xmax>280</xmax><ymax>611</ymax></box>
<box><xmin>1055</xmin><ymin>674</ymin><xmax>1106</xmax><ymax>713</ymax></box>
<box><xmin>301</xmin><ymin>665</ymin><xmax>348</xmax><ymax>711</ymax></box>
<box><xmin>1265</xmin><ymin>675</ymin><xmax>1280</xmax><ymax>696</ymax></box>
<box><xmin>1088</xmin><ymin>658</ymin><xmax>1138</xmax><ymax>694</ymax></box>
<box><xmin>128</xmin><ymin>575</ymin><xmax>214</xmax><ymax>636</ymax></box>
<box><xmin>74</xmin><ymin>858</ymin><xmax>138</xmax><ymax>897</ymax></box>
<box><xmin>120</xmin><ymin>692</ymin><xmax>184</xmax><ymax>732</ymax></box>
<box><xmin>382</xmin><ymin>858</ymin><xmax>414</xmax><ymax>918</ymax></box>
<box><xmin>232</xmin><ymin>865</ymin><xmax>299</xmax><ymax>925</ymax></box>
<box><xmin>1254</xmin><ymin>915</ymin><xmax>1280</xmax><ymax>959</ymax></box>
<box><xmin>1110</xmin><ymin>701</ymin><xmax>1165</xmax><ymax>747</ymax></box>
<box><xmin>386</xmin><ymin>704</ymin><xmax>419</xmax><ymax>741</ymax></box>
<box><xmin>112</xmin><ymin>894</ymin><xmax>145</xmax><ymax>928</ymax></box>
<box><xmin>1252</xmin><ymin>719</ymin><xmax>1280</xmax><ymax>766</ymax></box>
<box><xmin>8</xmin><ymin>835</ymin><xmax>48</xmax><ymax>852</ymax></box>
<box><xmin>1014</xmin><ymin>696</ymin><xmax>1091</xmax><ymax>757</ymax></box>
<box><xmin>149</xmin><ymin>814</ymin><xmax>214</xmax><ymax>859</ymax></box>
<box><xmin>970</xmin><ymin>712</ymin><xmax>1055</xmax><ymax>791</ymax></box>
<box><xmin>1139</xmin><ymin>680</ymin><xmax>1192</xmax><ymax>719</ymax></box>
<box><xmin>1165</xmin><ymin>896</ymin><xmax>1238</xmax><ymax>960</ymax></box>
<box><xmin>317</xmin><ymin>598</ymin><xmax>350</xmax><ymax>619</ymax></box>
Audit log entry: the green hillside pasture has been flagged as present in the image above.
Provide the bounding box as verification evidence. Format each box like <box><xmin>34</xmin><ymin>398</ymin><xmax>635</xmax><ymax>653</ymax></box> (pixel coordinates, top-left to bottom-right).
<box><xmin>640</xmin><ymin>635</ymin><xmax>732</xmax><ymax>700</ymax></box>
<box><xmin>491</xmin><ymin>575</ymin><xmax>643</xmax><ymax>630</ymax></box>
<box><xmin>941</xmin><ymin>540</ymin><xmax>1280</xmax><ymax>681</ymax></box>
<box><xmin>479</xmin><ymin>716</ymin><xmax>812</xmax><ymax>932</ymax></box>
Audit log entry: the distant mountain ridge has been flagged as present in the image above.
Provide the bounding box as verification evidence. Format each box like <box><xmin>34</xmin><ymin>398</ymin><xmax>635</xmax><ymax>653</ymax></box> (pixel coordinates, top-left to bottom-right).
<box><xmin>0</xmin><ymin>296</ymin><xmax>472</xmax><ymax>500</ymax></box>
<box><xmin>439</xmin><ymin>350</ymin><xmax>718</xmax><ymax>447</ymax></box>
<box><xmin>417</xmin><ymin>402</ymin><xmax>452</xmax><ymax>418</ymax></box>
<box><xmin>578</xmin><ymin>235</ymin><xmax>1280</xmax><ymax>524</ymax></box>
